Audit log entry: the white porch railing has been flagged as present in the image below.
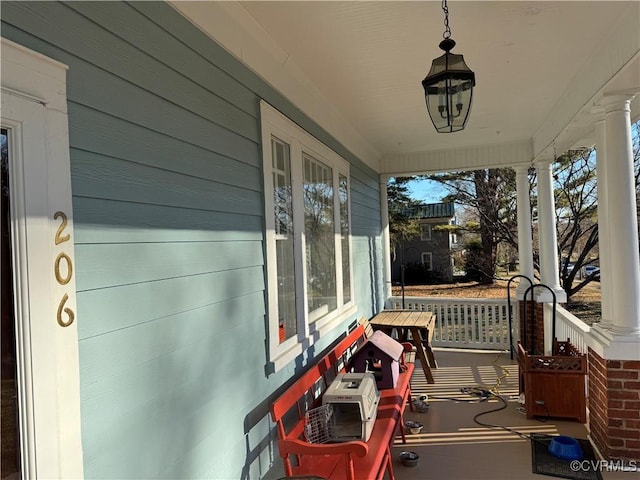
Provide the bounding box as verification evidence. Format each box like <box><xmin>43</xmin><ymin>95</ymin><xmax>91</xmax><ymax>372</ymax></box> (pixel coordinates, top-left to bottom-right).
<box><xmin>554</xmin><ymin>304</ymin><xmax>591</xmax><ymax>354</ymax></box>
<box><xmin>386</xmin><ymin>295</ymin><xmax>593</xmax><ymax>354</ymax></box>
<box><xmin>387</xmin><ymin>296</ymin><xmax>516</xmax><ymax>350</ymax></box>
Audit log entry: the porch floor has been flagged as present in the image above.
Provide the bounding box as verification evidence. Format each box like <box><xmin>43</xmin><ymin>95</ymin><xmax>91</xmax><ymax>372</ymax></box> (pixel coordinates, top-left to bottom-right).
<box><xmin>392</xmin><ymin>348</ymin><xmax>628</xmax><ymax>480</ymax></box>
<box><xmin>265</xmin><ymin>348</ymin><xmax>630</xmax><ymax>480</ymax></box>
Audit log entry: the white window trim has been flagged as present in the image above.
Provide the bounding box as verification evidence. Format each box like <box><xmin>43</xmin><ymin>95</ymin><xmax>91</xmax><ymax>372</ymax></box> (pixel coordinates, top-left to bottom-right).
<box><xmin>449</xmin><ymin>217</ymin><xmax>457</xmax><ymax>245</ymax></box>
<box><xmin>261</xmin><ymin>101</ymin><xmax>356</xmax><ymax>370</ymax></box>
<box><xmin>1</xmin><ymin>38</ymin><xmax>83</xmax><ymax>479</ymax></box>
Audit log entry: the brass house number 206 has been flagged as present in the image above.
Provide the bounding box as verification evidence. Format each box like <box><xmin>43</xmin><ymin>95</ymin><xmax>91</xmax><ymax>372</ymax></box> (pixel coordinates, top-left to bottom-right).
<box><xmin>54</xmin><ymin>211</ymin><xmax>75</xmax><ymax>327</ymax></box>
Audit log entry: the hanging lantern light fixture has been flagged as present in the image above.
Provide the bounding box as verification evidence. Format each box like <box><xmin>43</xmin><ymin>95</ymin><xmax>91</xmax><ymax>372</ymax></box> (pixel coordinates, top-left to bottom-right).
<box><xmin>422</xmin><ymin>0</ymin><xmax>476</xmax><ymax>133</ymax></box>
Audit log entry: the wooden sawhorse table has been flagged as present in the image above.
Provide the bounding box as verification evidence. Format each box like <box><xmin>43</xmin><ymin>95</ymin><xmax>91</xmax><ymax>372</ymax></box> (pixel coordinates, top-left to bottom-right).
<box><xmin>370</xmin><ymin>310</ymin><xmax>437</xmax><ymax>384</ymax></box>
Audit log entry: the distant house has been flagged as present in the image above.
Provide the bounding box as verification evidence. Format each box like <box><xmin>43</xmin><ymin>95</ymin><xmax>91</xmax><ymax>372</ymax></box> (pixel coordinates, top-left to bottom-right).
<box><xmin>391</xmin><ymin>202</ymin><xmax>457</xmax><ymax>283</ymax></box>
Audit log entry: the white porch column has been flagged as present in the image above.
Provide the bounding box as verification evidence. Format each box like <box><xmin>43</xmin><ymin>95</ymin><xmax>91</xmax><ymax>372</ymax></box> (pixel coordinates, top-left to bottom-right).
<box><xmin>593</xmin><ymin>108</ymin><xmax>613</xmax><ymax>330</ymax></box>
<box><xmin>514</xmin><ymin>164</ymin><xmax>535</xmax><ymax>298</ymax></box>
<box><xmin>534</xmin><ymin>159</ymin><xmax>567</xmax><ymax>303</ymax></box>
<box><xmin>380</xmin><ymin>175</ymin><xmax>392</xmax><ymax>305</ymax></box>
<box><xmin>535</xmin><ymin>159</ymin><xmax>566</xmax><ymax>354</ymax></box>
<box><xmin>602</xmin><ymin>94</ymin><xmax>640</xmax><ymax>336</ymax></box>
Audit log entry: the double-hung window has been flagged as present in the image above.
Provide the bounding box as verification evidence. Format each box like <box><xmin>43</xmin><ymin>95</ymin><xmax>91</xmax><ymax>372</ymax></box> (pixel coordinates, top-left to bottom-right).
<box><xmin>421</xmin><ymin>252</ymin><xmax>433</xmax><ymax>271</ymax></box>
<box><xmin>420</xmin><ymin>223</ymin><xmax>432</xmax><ymax>241</ymax></box>
<box><xmin>261</xmin><ymin>101</ymin><xmax>355</xmax><ymax>369</ymax></box>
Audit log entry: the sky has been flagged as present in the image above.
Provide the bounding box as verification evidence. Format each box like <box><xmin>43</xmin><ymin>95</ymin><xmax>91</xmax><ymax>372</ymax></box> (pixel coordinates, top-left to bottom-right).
<box><xmin>405</xmin><ymin>177</ymin><xmax>449</xmax><ymax>204</ymax></box>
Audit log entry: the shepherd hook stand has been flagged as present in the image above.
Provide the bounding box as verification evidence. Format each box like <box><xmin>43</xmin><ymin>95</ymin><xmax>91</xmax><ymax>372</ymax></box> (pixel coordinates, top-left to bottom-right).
<box><xmin>522</xmin><ymin>284</ymin><xmax>557</xmax><ymax>356</ymax></box>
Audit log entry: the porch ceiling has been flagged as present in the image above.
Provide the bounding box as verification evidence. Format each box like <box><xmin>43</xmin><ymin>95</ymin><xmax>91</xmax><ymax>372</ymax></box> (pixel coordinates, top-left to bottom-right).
<box><xmin>172</xmin><ymin>1</ymin><xmax>640</xmax><ymax>174</ymax></box>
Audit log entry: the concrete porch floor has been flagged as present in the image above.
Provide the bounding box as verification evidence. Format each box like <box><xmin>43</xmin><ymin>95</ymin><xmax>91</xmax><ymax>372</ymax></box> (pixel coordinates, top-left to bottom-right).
<box><xmin>265</xmin><ymin>348</ymin><xmax>634</xmax><ymax>480</ymax></box>
<box><xmin>392</xmin><ymin>348</ymin><xmax>631</xmax><ymax>480</ymax></box>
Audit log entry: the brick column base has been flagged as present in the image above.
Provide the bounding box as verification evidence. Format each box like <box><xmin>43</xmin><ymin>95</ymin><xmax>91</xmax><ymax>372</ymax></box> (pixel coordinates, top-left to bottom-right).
<box><xmin>519</xmin><ymin>300</ymin><xmax>544</xmax><ymax>354</ymax></box>
<box><xmin>588</xmin><ymin>348</ymin><xmax>640</xmax><ymax>461</ymax></box>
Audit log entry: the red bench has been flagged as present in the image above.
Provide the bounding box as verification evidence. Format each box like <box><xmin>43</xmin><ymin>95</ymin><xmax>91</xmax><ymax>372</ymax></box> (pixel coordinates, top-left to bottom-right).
<box><xmin>270</xmin><ymin>320</ymin><xmax>415</xmax><ymax>480</ymax></box>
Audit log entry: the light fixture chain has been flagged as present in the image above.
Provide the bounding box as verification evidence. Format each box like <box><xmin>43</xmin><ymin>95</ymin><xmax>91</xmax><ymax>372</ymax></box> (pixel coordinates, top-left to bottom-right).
<box><xmin>442</xmin><ymin>0</ymin><xmax>452</xmax><ymax>39</ymax></box>
<box><xmin>424</xmin><ymin>0</ymin><xmax>475</xmax><ymax>132</ymax></box>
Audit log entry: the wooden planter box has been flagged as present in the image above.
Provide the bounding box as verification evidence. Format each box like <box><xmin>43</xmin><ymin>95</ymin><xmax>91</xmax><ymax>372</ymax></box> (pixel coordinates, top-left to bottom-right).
<box><xmin>517</xmin><ymin>340</ymin><xmax>587</xmax><ymax>423</ymax></box>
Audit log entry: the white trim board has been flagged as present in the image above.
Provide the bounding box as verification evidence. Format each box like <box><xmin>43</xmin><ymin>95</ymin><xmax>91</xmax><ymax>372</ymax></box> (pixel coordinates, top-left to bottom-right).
<box><xmin>1</xmin><ymin>37</ymin><xmax>84</xmax><ymax>479</ymax></box>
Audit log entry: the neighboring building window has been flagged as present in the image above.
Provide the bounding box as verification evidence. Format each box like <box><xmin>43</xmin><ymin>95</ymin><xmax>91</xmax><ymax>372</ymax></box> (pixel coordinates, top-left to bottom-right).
<box><xmin>420</xmin><ymin>223</ymin><xmax>432</xmax><ymax>240</ymax></box>
<box><xmin>261</xmin><ymin>101</ymin><xmax>354</xmax><ymax>369</ymax></box>
<box><xmin>450</xmin><ymin>217</ymin><xmax>458</xmax><ymax>245</ymax></box>
<box><xmin>421</xmin><ymin>252</ymin><xmax>433</xmax><ymax>271</ymax></box>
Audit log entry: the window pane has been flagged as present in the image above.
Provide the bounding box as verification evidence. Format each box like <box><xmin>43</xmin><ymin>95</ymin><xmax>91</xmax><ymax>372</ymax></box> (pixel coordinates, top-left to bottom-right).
<box><xmin>303</xmin><ymin>154</ymin><xmax>336</xmax><ymax>317</ymax></box>
<box><xmin>421</xmin><ymin>224</ymin><xmax>431</xmax><ymax>240</ymax></box>
<box><xmin>421</xmin><ymin>252</ymin><xmax>433</xmax><ymax>271</ymax></box>
<box><xmin>339</xmin><ymin>174</ymin><xmax>351</xmax><ymax>304</ymax></box>
<box><xmin>276</xmin><ymin>237</ymin><xmax>296</xmax><ymax>341</ymax></box>
<box><xmin>271</xmin><ymin>136</ymin><xmax>296</xmax><ymax>342</ymax></box>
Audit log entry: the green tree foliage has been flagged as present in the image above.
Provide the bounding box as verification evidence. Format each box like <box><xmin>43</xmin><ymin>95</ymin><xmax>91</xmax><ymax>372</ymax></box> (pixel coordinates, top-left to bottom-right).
<box><xmin>387</xmin><ymin>177</ymin><xmax>421</xmax><ymax>254</ymax></box>
<box><xmin>425</xmin><ymin>169</ymin><xmax>516</xmax><ymax>284</ymax></box>
<box><xmin>463</xmin><ymin>239</ymin><xmax>485</xmax><ymax>282</ymax></box>
<box><xmin>550</xmin><ymin>149</ymin><xmax>599</xmax><ymax>298</ymax></box>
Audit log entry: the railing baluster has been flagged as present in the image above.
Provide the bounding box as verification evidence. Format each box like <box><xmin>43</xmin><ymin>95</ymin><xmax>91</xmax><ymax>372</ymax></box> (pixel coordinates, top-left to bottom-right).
<box><xmin>450</xmin><ymin>304</ymin><xmax>456</xmax><ymax>345</ymax></box>
<box><xmin>496</xmin><ymin>304</ymin><xmax>501</xmax><ymax>345</ymax></box>
<box><xmin>450</xmin><ymin>303</ymin><xmax>455</xmax><ymax>345</ymax></box>
<box><xmin>470</xmin><ymin>303</ymin><xmax>475</xmax><ymax>344</ymax></box>
<box><xmin>465</xmin><ymin>305</ymin><xmax>476</xmax><ymax>345</ymax></box>
<box><xmin>460</xmin><ymin>303</ymin><xmax>465</xmax><ymax>345</ymax></box>
<box><xmin>487</xmin><ymin>305</ymin><xmax>502</xmax><ymax>346</ymax></box>
<box><xmin>466</xmin><ymin>304</ymin><xmax>470</xmax><ymax>345</ymax></box>
<box><xmin>438</xmin><ymin>303</ymin><xmax>443</xmax><ymax>343</ymax></box>
<box><xmin>480</xmin><ymin>304</ymin><xmax>484</xmax><ymax>345</ymax></box>
<box><xmin>488</xmin><ymin>304</ymin><xmax>494</xmax><ymax>344</ymax></box>
<box><xmin>480</xmin><ymin>304</ymin><xmax>483</xmax><ymax>345</ymax></box>
<box><xmin>481</xmin><ymin>304</ymin><xmax>484</xmax><ymax>345</ymax></box>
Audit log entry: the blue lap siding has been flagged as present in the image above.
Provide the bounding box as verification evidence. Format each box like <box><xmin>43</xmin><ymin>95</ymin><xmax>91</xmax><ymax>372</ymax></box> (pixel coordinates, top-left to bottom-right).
<box><xmin>1</xmin><ymin>2</ymin><xmax>384</xmax><ymax>478</ymax></box>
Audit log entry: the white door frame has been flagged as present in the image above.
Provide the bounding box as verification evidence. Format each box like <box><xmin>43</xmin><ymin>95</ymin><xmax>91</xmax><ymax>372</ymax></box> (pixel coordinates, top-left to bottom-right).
<box><xmin>1</xmin><ymin>38</ymin><xmax>83</xmax><ymax>479</ymax></box>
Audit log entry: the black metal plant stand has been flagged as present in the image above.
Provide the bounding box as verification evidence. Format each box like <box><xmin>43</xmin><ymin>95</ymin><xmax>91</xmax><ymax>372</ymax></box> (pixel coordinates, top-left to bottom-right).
<box><xmin>522</xmin><ymin>283</ymin><xmax>557</xmax><ymax>356</ymax></box>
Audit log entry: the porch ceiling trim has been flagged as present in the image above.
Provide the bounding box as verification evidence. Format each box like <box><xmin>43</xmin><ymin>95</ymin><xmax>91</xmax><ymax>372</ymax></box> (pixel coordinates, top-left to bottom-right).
<box><xmin>379</xmin><ymin>140</ymin><xmax>533</xmax><ymax>176</ymax></box>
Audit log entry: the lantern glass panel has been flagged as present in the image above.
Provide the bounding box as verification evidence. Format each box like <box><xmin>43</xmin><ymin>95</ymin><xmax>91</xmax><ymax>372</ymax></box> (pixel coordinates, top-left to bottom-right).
<box><xmin>425</xmin><ymin>77</ymin><xmax>473</xmax><ymax>133</ymax></box>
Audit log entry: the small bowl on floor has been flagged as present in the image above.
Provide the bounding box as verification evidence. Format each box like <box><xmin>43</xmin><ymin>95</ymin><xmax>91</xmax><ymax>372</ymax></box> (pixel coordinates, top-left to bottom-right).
<box><xmin>400</xmin><ymin>451</ymin><xmax>420</xmax><ymax>467</ymax></box>
<box><xmin>548</xmin><ymin>435</ymin><xmax>583</xmax><ymax>461</ymax></box>
<box><xmin>412</xmin><ymin>399</ymin><xmax>430</xmax><ymax>412</ymax></box>
<box><xmin>405</xmin><ymin>420</ymin><xmax>423</xmax><ymax>434</ymax></box>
